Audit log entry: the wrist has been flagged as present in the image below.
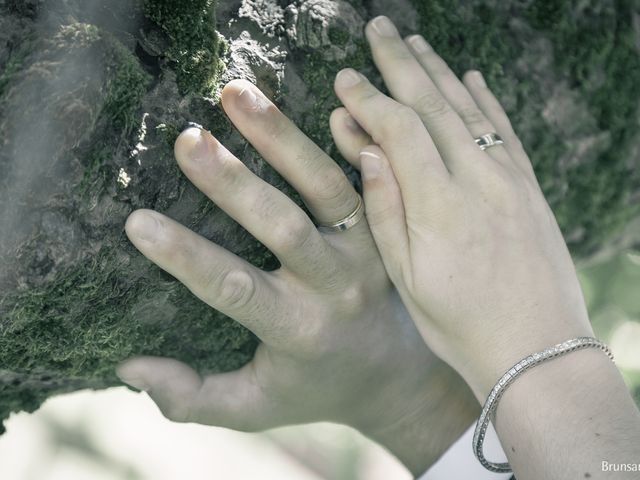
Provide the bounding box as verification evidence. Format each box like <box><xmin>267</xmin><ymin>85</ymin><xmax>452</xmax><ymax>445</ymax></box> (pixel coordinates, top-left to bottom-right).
<box><xmin>458</xmin><ymin>322</ymin><xmax>595</xmax><ymax>402</ymax></box>
<box><xmin>357</xmin><ymin>360</ymin><xmax>479</xmax><ymax>476</ymax></box>
<box><xmin>492</xmin><ymin>347</ymin><xmax>640</xmax><ymax>479</ymax></box>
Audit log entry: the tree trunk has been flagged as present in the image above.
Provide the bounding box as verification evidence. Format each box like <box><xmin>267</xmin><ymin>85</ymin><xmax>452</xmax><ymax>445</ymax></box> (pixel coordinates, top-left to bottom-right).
<box><xmin>1</xmin><ymin>0</ymin><xmax>639</xmax><ymax>432</ymax></box>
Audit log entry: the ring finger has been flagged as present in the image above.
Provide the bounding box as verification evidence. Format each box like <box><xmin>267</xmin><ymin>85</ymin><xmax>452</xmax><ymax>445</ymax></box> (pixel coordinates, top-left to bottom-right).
<box><xmin>462</xmin><ymin>70</ymin><xmax>538</xmax><ymax>181</ymax></box>
<box><xmin>404</xmin><ymin>34</ymin><xmax>514</xmax><ymax>171</ymax></box>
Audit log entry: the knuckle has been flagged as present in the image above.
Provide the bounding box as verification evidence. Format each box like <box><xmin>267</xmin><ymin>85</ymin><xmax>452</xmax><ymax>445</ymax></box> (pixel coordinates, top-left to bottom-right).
<box><xmin>337</xmin><ymin>282</ymin><xmax>367</xmax><ymax>313</ymax></box>
<box><xmin>365</xmin><ymin>203</ymin><xmax>396</xmax><ymax>229</ymax></box>
<box><xmin>198</xmin><ymin>263</ymin><xmax>225</xmax><ymax>294</ymax></box>
<box><xmin>291</xmin><ymin>282</ymin><xmax>368</xmax><ymax>358</ymax></box>
<box><xmin>292</xmin><ymin>321</ymin><xmax>327</xmax><ymax>357</ymax></box>
<box><xmin>358</xmin><ymin>84</ymin><xmax>384</xmax><ymax>104</ymax></box>
<box><xmin>484</xmin><ymin>161</ymin><xmax>511</xmax><ymax>186</ymax></box>
<box><xmin>219</xmin><ymin>270</ymin><xmax>256</xmax><ymax>311</ymax></box>
<box><xmin>311</xmin><ymin>165</ymin><xmax>352</xmax><ymax>204</ymax></box>
<box><xmin>457</xmin><ymin>105</ymin><xmax>487</xmax><ymax>127</ymax></box>
<box><xmin>426</xmin><ymin>58</ymin><xmax>450</xmax><ymax>77</ymax></box>
<box><xmin>384</xmin><ymin>43</ymin><xmax>415</xmax><ymax>62</ymax></box>
<box><xmin>412</xmin><ymin>90</ymin><xmax>451</xmax><ymax>119</ymax></box>
<box><xmin>282</xmin><ymin>311</ymin><xmax>327</xmax><ymax>358</ymax></box>
<box><xmin>378</xmin><ymin>105</ymin><xmax>422</xmax><ymax>140</ymax></box>
<box><xmin>270</xmin><ymin>211</ymin><xmax>314</xmax><ymax>252</ymax></box>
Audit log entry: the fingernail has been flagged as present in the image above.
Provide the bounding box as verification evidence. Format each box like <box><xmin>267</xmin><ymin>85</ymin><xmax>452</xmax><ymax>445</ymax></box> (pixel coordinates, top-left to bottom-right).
<box><xmin>371</xmin><ymin>16</ymin><xmax>397</xmax><ymax>37</ymax></box>
<box><xmin>129</xmin><ymin>212</ymin><xmax>162</xmax><ymax>244</ymax></box>
<box><xmin>408</xmin><ymin>35</ymin><xmax>431</xmax><ymax>53</ymax></box>
<box><xmin>344</xmin><ymin>113</ymin><xmax>362</xmax><ymax>133</ymax></box>
<box><xmin>180</xmin><ymin>127</ymin><xmax>214</xmax><ymax>163</ymax></box>
<box><xmin>472</xmin><ymin>70</ymin><xmax>486</xmax><ymax>88</ymax></box>
<box><xmin>237</xmin><ymin>85</ymin><xmax>259</xmax><ymax>110</ymax></box>
<box><xmin>336</xmin><ymin>69</ymin><xmax>362</xmax><ymax>88</ymax></box>
<box><xmin>360</xmin><ymin>151</ymin><xmax>382</xmax><ymax>180</ymax></box>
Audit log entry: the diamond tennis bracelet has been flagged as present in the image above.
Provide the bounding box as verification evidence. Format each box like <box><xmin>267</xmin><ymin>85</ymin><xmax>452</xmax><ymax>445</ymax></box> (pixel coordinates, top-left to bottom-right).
<box><xmin>472</xmin><ymin>336</ymin><xmax>615</xmax><ymax>473</ymax></box>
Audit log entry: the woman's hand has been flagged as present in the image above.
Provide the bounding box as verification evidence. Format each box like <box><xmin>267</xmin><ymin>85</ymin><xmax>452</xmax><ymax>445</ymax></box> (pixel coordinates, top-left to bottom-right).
<box><xmin>116</xmin><ymin>79</ymin><xmax>477</xmax><ymax>475</ymax></box>
<box><xmin>333</xmin><ymin>16</ymin><xmax>595</xmax><ymax>399</ymax></box>
<box><xmin>336</xmin><ymin>16</ymin><xmax>640</xmax><ymax>479</ymax></box>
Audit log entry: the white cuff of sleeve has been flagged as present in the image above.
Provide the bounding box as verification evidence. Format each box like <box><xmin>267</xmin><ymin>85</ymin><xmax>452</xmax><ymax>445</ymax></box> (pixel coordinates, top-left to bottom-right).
<box><xmin>417</xmin><ymin>421</ymin><xmax>513</xmax><ymax>480</ymax></box>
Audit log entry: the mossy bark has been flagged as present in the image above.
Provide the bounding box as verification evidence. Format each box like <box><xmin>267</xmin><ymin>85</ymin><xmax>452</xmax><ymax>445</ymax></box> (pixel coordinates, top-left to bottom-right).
<box><xmin>1</xmin><ymin>0</ymin><xmax>639</xmax><ymax>432</ymax></box>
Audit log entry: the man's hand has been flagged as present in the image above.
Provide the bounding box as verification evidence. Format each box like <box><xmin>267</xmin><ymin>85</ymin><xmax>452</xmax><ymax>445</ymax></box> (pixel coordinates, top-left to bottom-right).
<box><xmin>116</xmin><ymin>79</ymin><xmax>477</xmax><ymax>475</ymax></box>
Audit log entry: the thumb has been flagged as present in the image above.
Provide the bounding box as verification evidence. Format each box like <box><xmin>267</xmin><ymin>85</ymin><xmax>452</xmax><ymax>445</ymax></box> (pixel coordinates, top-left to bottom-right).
<box><xmin>116</xmin><ymin>356</ymin><xmax>271</xmax><ymax>431</ymax></box>
<box><xmin>116</xmin><ymin>356</ymin><xmax>202</xmax><ymax>423</ymax></box>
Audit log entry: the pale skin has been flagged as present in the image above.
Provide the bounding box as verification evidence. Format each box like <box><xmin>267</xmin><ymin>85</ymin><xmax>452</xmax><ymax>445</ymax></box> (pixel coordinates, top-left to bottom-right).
<box><xmin>348</xmin><ymin>15</ymin><xmax>640</xmax><ymax>480</ymax></box>
<box><xmin>118</xmin><ymin>15</ymin><xmax>640</xmax><ymax>479</ymax></box>
<box><xmin>116</xmin><ymin>55</ymin><xmax>478</xmax><ymax>477</ymax></box>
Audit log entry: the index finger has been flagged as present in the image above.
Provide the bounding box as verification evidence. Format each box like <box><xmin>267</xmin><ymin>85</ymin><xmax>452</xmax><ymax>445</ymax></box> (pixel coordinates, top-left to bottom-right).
<box><xmin>125</xmin><ymin>209</ymin><xmax>294</xmax><ymax>344</ymax></box>
<box><xmin>333</xmin><ymin>68</ymin><xmax>450</xmax><ymax>211</ymax></box>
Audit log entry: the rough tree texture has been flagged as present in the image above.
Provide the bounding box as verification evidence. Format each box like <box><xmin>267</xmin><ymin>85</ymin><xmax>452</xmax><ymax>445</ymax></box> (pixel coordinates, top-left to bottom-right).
<box><xmin>0</xmin><ymin>0</ymin><xmax>639</xmax><ymax>432</ymax></box>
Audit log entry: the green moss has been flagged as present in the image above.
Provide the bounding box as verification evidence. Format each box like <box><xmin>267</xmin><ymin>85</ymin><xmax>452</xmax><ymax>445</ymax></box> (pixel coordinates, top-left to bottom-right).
<box><xmin>0</xmin><ymin>22</ymin><xmax>150</xmax><ymax>199</ymax></box>
<box><xmin>264</xmin><ymin>42</ymin><xmax>370</xmax><ymax>216</ymax></box>
<box><xmin>0</xmin><ymin>239</ymin><xmax>257</xmax><ymax>432</ymax></box>
<box><xmin>3</xmin><ymin>0</ymin><xmax>639</xmax><ymax>432</ymax></box>
<box><xmin>156</xmin><ymin>122</ymin><xmax>181</xmax><ymax>149</ymax></box>
<box><xmin>2</xmin><ymin>248</ymin><xmax>142</xmax><ymax>377</ymax></box>
<box><xmin>73</xmin><ymin>27</ymin><xmax>151</xmax><ymax>197</ymax></box>
<box><xmin>525</xmin><ymin>0</ymin><xmax>640</xmax><ymax>256</ymax></box>
<box><xmin>328</xmin><ymin>26</ymin><xmax>351</xmax><ymax>48</ymax></box>
<box><xmin>102</xmin><ymin>36</ymin><xmax>152</xmax><ymax>133</ymax></box>
<box><xmin>0</xmin><ymin>242</ymin><xmax>258</xmax><ymax>377</ymax></box>
<box><xmin>3</xmin><ymin>0</ymin><xmax>38</xmax><ymax>17</ymax></box>
<box><xmin>296</xmin><ymin>38</ymin><xmax>369</xmax><ymax>157</ymax></box>
<box><xmin>143</xmin><ymin>0</ymin><xmax>224</xmax><ymax>96</ymax></box>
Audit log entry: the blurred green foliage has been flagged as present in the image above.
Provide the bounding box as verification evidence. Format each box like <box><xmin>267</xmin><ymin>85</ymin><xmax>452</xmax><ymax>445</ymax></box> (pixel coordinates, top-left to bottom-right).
<box><xmin>580</xmin><ymin>251</ymin><xmax>640</xmax><ymax>399</ymax></box>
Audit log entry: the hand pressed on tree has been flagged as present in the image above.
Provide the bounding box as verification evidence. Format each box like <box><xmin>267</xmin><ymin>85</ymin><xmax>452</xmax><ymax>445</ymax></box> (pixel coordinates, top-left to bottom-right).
<box><xmin>335</xmin><ymin>15</ymin><xmax>640</xmax><ymax>480</ymax></box>
<box><xmin>116</xmin><ymin>79</ymin><xmax>476</xmax><ymax>475</ymax></box>
<box><xmin>333</xmin><ymin>16</ymin><xmax>594</xmax><ymax>400</ymax></box>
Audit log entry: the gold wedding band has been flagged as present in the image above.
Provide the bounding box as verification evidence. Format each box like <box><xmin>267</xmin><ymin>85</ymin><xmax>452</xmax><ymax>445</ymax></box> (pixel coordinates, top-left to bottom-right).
<box><xmin>317</xmin><ymin>195</ymin><xmax>365</xmax><ymax>234</ymax></box>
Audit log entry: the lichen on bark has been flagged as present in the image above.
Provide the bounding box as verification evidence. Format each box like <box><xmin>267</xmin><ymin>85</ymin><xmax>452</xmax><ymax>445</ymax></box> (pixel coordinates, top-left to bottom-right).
<box><xmin>142</xmin><ymin>0</ymin><xmax>225</xmax><ymax>95</ymax></box>
<box><xmin>1</xmin><ymin>0</ymin><xmax>639</xmax><ymax>434</ymax></box>
<box><xmin>0</xmin><ymin>0</ymin><xmax>261</xmax><ymax>433</ymax></box>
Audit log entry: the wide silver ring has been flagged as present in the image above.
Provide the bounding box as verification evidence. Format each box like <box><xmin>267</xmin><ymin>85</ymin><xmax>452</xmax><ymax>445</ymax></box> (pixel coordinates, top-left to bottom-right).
<box><xmin>317</xmin><ymin>195</ymin><xmax>365</xmax><ymax>234</ymax></box>
<box><xmin>475</xmin><ymin>132</ymin><xmax>504</xmax><ymax>151</ymax></box>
